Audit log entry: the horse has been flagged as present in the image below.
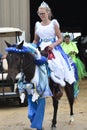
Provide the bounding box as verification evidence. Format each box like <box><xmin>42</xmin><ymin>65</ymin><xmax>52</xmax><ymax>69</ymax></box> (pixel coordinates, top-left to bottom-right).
<box><xmin>5</xmin><ymin>40</ymin><xmax>74</xmax><ymax>129</ymax></box>
<box><xmin>73</xmin><ymin>35</ymin><xmax>87</xmax><ymax>71</ymax></box>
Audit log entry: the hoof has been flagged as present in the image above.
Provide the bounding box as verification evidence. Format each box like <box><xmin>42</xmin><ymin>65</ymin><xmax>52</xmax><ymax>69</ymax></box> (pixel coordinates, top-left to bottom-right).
<box><xmin>69</xmin><ymin>116</ymin><xmax>74</xmax><ymax>125</ymax></box>
<box><xmin>51</xmin><ymin>126</ymin><xmax>56</xmax><ymax>130</ymax></box>
<box><xmin>69</xmin><ymin>120</ymin><xmax>73</xmax><ymax>125</ymax></box>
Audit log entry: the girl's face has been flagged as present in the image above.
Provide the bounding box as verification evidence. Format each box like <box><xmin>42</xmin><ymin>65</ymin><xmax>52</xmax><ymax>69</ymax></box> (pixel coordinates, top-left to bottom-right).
<box><xmin>38</xmin><ymin>8</ymin><xmax>49</xmax><ymax>20</ymax></box>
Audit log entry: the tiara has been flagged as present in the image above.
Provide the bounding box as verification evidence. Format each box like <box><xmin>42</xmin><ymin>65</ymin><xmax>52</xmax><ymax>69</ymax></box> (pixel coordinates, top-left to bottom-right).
<box><xmin>40</xmin><ymin>1</ymin><xmax>49</xmax><ymax>8</ymax></box>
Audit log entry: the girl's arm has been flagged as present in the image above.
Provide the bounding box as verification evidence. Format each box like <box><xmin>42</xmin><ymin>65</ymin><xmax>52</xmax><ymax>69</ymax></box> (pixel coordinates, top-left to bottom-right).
<box><xmin>49</xmin><ymin>22</ymin><xmax>63</xmax><ymax>50</ymax></box>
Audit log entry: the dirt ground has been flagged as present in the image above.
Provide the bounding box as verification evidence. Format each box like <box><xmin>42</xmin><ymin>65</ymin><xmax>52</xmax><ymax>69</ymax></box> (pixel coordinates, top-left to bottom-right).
<box><xmin>0</xmin><ymin>79</ymin><xmax>87</xmax><ymax>130</ymax></box>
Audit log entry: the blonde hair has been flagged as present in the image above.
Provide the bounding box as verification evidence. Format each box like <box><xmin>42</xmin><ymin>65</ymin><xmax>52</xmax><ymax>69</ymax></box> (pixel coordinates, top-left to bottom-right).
<box><xmin>37</xmin><ymin>1</ymin><xmax>52</xmax><ymax>20</ymax></box>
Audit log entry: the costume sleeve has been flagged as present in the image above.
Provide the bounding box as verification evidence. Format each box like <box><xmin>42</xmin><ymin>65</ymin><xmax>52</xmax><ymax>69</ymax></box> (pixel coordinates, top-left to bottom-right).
<box><xmin>35</xmin><ymin>21</ymin><xmax>40</xmax><ymax>32</ymax></box>
<box><xmin>35</xmin><ymin>21</ymin><xmax>41</xmax><ymax>36</ymax></box>
<box><xmin>52</xmin><ymin>19</ymin><xmax>60</xmax><ymax>28</ymax></box>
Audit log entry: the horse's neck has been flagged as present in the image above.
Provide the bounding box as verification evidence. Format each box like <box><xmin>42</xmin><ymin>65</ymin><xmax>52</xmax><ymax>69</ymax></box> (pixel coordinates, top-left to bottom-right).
<box><xmin>23</xmin><ymin>53</ymin><xmax>36</xmax><ymax>82</ymax></box>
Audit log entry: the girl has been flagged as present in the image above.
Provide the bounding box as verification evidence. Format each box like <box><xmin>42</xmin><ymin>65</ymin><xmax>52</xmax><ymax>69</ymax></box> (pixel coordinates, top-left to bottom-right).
<box><xmin>33</xmin><ymin>1</ymin><xmax>75</xmax><ymax>97</ymax></box>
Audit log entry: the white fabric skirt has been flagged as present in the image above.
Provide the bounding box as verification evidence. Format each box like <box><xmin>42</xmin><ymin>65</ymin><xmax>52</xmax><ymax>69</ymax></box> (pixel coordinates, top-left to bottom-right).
<box><xmin>48</xmin><ymin>48</ymin><xmax>76</xmax><ymax>84</ymax></box>
<box><xmin>39</xmin><ymin>41</ymin><xmax>76</xmax><ymax>85</ymax></box>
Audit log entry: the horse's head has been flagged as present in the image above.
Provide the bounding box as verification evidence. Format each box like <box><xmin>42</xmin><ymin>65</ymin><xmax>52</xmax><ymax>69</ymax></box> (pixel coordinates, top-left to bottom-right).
<box><xmin>5</xmin><ymin>40</ymin><xmax>25</xmax><ymax>82</ymax></box>
<box><xmin>5</xmin><ymin>40</ymin><xmax>35</xmax><ymax>82</ymax></box>
<box><xmin>76</xmin><ymin>36</ymin><xmax>87</xmax><ymax>57</ymax></box>
<box><xmin>75</xmin><ymin>36</ymin><xmax>87</xmax><ymax>71</ymax></box>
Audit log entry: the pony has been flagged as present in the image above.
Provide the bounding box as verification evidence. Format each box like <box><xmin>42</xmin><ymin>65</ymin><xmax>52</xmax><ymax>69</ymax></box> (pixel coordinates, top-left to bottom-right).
<box><xmin>5</xmin><ymin>40</ymin><xmax>74</xmax><ymax>129</ymax></box>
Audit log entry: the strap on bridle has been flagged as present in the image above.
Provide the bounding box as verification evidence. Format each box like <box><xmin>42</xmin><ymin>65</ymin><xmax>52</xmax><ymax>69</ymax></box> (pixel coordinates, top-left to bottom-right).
<box><xmin>20</xmin><ymin>53</ymin><xmax>24</xmax><ymax>73</ymax></box>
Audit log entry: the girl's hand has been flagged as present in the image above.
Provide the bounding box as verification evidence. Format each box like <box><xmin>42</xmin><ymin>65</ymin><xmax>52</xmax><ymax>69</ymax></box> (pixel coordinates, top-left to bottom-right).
<box><xmin>48</xmin><ymin>44</ymin><xmax>54</xmax><ymax>50</ymax></box>
<box><xmin>69</xmin><ymin>51</ymin><xmax>76</xmax><ymax>55</ymax></box>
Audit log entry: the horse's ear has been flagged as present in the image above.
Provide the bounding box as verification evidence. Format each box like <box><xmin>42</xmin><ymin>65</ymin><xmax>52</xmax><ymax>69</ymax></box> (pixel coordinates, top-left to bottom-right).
<box><xmin>17</xmin><ymin>40</ymin><xmax>24</xmax><ymax>49</ymax></box>
<box><xmin>4</xmin><ymin>40</ymin><xmax>11</xmax><ymax>47</ymax></box>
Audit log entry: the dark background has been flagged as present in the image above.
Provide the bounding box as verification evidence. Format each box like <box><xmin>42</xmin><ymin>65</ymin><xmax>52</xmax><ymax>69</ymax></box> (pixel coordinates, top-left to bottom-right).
<box><xmin>30</xmin><ymin>0</ymin><xmax>87</xmax><ymax>41</ymax></box>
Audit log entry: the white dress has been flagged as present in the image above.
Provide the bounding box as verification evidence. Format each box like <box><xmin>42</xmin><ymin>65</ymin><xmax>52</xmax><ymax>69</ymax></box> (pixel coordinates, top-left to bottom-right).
<box><xmin>35</xmin><ymin>19</ymin><xmax>75</xmax><ymax>86</ymax></box>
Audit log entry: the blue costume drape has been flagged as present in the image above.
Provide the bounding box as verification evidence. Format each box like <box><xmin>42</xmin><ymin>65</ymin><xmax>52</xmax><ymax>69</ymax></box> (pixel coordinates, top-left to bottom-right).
<box><xmin>28</xmin><ymin>95</ymin><xmax>46</xmax><ymax>129</ymax></box>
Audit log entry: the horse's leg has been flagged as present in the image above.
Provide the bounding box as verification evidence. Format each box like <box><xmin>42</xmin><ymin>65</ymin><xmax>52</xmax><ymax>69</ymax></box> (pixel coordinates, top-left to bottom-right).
<box><xmin>49</xmin><ymin>79</ymin><xmax>59</xmax><ymax>128</ymax></box>
<box><xmin>51</xmin><ymin>96</ymin><xmax>59</xmax><ymax>128</ymax></box>
<box><xmin>64</xmin><ymin>82</ymin><xmax>74</xmax><ymax>124</ymax></box>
